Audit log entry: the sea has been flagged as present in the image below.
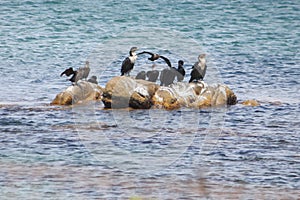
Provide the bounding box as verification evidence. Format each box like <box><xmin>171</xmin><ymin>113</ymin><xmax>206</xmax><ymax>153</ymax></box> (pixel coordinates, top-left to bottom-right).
<box><xmin>0</xmin><ymin>0</ymin><xmax>299</xmax><ymax>199</ymax></box>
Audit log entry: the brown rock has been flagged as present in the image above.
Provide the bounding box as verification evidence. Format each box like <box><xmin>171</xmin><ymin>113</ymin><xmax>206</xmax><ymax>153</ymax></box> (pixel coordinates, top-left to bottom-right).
<box><xmin>152</xmin><ymin>82</ymin><xmax>237</xmax><ymax>109</ymax></box>
<box><xmin>102</xmin><ymin>76</ymin><xmax>159</xmax><ymax>109</ymax></box>
<box><xmin>152</xmin><ymin>88</ymin><xmax>180</xmax><ymax>110</ymax></box>
<box><xmin>51</xmin><ymin>75</ymin><xmax>237</xmax><ymax>109</ymax></box>
<box><xmin>50</xmin><ymin>80</ymin><xmax>103</xmax><ymax>105</ymax></box>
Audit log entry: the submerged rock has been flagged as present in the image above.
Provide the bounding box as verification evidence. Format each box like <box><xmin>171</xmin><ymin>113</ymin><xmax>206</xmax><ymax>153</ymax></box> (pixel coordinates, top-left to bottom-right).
<box><xmin>241</xmin><ymin>99</ymin><xmax>260</xmax><ymax>106</ymax></box>
<box><xmin>50</xmin><ymin>80</ymin><xmax>103</xmax><ymax>105</ymax></box>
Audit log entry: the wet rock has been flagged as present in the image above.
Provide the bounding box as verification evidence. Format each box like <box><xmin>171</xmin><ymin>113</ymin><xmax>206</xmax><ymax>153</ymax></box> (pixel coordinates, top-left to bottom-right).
<box><xmin>152</xmin><ymin>82</ymin><xmax>237</xmax><ymax>109</ymax></box>
<box><xmin>102</xmin><ymin>76</ymin><xmax>236</xmax><ymax>109</ymax></box>
<box><xmin>52</xmin><ymin>76</ymin><xmax>237</xmax><ymax>109</ymax></box>
<box><xmin>50</xmin><ymin>80</ymin><xmax>103</xmax><ymax>105</ymax></box>
<box><xmin>101</xmin><ymin>76</ymin><xmax>159</xmax><ymax>109</ymax></box>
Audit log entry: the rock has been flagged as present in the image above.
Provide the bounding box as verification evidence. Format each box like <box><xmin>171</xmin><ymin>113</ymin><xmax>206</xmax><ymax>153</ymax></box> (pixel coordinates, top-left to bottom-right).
<box><xmin>241</xmin><ymin>99</ymin><xmax>260</xmax><ymax>106</ymax></box>
<box><xmin>50</xmin><ymin>80</ymin><xmax>103</xmax><ymax>105</ymax></box>
<box><xmin>101</xmin><ymin>76</ymin><xmax>159</xmax><ymax>109</ymax></box>
<box><xmin>152</xmin><ymin>82</ymin><xmax>237</xmax><ymax>109</ymax></box>
<box><xmin>52</xmin><ymin>76</ymin><xmax>237</xmax><ymax>109</ymax></box>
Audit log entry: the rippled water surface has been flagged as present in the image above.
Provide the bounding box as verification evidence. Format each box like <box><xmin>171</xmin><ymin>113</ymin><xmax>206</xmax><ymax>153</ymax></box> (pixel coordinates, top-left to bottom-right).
<box><xmin>0</xmin><ymin>0</ymin><xmax>300</xmax><ymax>199</ymax></box>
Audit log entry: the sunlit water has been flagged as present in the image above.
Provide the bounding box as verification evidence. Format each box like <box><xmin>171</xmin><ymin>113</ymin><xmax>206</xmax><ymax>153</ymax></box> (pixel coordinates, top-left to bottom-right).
<box><xmin>0</xmin><ymin>0</ymin><xmax>299</xmax><ymax>199</ymax></box>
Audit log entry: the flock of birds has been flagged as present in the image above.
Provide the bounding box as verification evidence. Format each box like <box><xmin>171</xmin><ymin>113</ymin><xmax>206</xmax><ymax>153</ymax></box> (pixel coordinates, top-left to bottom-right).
<box><xmin>60</xmin><ymin>47</ymin><xmax>207</xmax><ymax>86</ymax></box>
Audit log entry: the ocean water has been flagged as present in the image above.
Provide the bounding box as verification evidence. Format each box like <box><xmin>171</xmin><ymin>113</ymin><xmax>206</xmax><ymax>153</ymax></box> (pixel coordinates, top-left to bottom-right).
<box><xmin>0</xmin><ymin>0</ymin><xmax>300</xmax><ymax>199</ymax></box>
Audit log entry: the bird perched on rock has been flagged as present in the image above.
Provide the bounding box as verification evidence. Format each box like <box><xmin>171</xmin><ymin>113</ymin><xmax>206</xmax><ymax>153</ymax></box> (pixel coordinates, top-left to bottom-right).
<box><xmin>137</xmin><ymin>51</ymin><xmax>172</xmax><ymax>68</ymax></box>
<box><xmin>176</xmin><ymin>60</ymin><xmax>185</xmax><ymax>82</ymax></box>
<box><xmin>81</xmin><ymin>61</ymin><xmax>90</xmax><ymax>80</ymax></box>
<box><xmin>87</xmin><ymin>75</ymin><xmax>98</xmax><ymax>84</ymax></box>
<box><xmin>146</xmin><ymin>64</ymin><xmax>160</xmax><ymax>82</ymax></box>
<box><xmin>189</xmin><ymin>54</ymin><xmax>207</xmax><ymax>83</ymax></box>
<box><xmin>135</xmin><ymin>71</ymin><xmax>146</xmax><ymax>80</ymax></box>
<box><xmin>60</xmin><ymin>61</ymin><xmax>90</xmax><ymax>84</ymax></box>
<box><xmin>121</xmin><ymin>47</ymin><xmax>138</xmax><ymax>76</ymax></box>
<box><xmin>160</xmin><ymin>66</ymin><xmax>177</xmax><ymax>86</ymax></box>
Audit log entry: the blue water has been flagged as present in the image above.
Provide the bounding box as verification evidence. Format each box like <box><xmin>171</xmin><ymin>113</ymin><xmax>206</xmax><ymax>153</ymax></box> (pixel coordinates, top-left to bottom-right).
<box><xmin>0</xmin><ymin>0</ymin><xmax>300</xmax><ymax>199</ymax></box>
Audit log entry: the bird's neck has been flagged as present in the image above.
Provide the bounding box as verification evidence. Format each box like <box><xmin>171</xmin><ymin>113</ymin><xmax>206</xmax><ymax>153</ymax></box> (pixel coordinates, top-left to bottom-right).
<box><xmin>199</xmin><ymin>58</ymin><xmax>206</xmax><ymax>66</ymax></box>
<box><xmin>129</xmin><ymin>54</ymin><xmax>137</xmax><ymax>63</ymax></box>
<box><xmin>130</xmin><ymin>52</ymin><xmax>137</xmax><ymax>56</ymax></box>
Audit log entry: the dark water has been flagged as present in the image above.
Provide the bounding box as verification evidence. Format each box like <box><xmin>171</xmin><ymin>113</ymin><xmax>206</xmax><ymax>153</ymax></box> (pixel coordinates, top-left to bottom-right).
<box><xmin>0</xmin><ymin>0</ymin><xmax>300</xmax><ymax>199</ymax></box>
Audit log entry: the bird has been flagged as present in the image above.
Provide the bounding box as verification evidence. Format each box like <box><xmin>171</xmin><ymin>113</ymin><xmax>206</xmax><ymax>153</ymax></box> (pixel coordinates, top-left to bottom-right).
<box><xmin>137</xmin><ymin>51</ymin><xmax>172</xmax><ymax>68</ymax></box>
<box><xmin>189</xmin><ymin>54</ymin><xmax>207</xmax><ymax>83</ymax></box>
<box><xmin>69</xmin><ymin>70</ymin><xmax>80</xmax><ymax>83</ymax></box>
<box><xmin>135</xmin><ymin>71</ymin><xmax>146</xmax><ymax>80</ymax></box>
<box><xmin>81</xmin><ymin>61</ymin><xmax>90</xmax><ymax>80</ymax></box>
<box><xmin>160</xmin><ymin>67</ymin><xmax>177</xmax><ymax>86</ymax></box>
<box><xmin>146</xmin><ymin>64</ymin><xmax>160</xmax><ymax>82</ymax></box>
<box><xmin>121</xmin><ymin>47</ymin><xmax>138</xmax><ymax>76</ymax></box>
<box><xmin>87</xmin><ymin>75</ymin><xmax>98</xmax><ymax>84</ymax></box>
<box><xmin>176</xmin><ymin>60</ymin><xmax>185</xmax><ymax>82</ymax></box>
<box><xmin>60</xmin><ymin>61</ymin><xmax>90</xmax><ymax>84</ymax></box>
<box><xmin>60</xmin><ymin>67</ymin><xmax>75</xmax><ymax>77</ymax></box>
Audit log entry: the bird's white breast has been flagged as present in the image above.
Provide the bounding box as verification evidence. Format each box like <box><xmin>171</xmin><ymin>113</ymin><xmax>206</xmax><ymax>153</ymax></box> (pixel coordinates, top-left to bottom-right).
<box><xmin>129</xmin><ymin>55</ymin><xmax>137</xmax><ymax>63</ymax></box>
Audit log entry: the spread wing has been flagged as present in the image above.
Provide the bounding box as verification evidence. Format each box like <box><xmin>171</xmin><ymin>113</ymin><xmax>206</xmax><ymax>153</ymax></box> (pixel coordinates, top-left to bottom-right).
<box><xmin>137</xmin><ymin>51</ymin><xmax>154</xmax><ymax>56</ymax></box>
<box><xmin>159</xmin><ymin>56</ymin><xmax>172</xmax><ymax>68</ymax></box>
<box><xmin>60</xmin><ymin>67</ymin><xmax>75</xmax><ymax>77</ymax></box>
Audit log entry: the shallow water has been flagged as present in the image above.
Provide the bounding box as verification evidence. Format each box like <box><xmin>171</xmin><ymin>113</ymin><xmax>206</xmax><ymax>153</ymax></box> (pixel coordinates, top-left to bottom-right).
<box><xmin>1</xmin><ymin>0</ymin><xmax>300</xmax><ymax>199</ymax></box>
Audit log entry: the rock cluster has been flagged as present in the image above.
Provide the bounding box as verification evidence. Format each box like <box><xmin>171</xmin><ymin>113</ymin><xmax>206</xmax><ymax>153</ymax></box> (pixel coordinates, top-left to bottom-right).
<box><xmin>51</xmin><ymin>76</ymin><xmax>237</xmax><ymax>109</ymax></box>
<box><xmin>101</xmin><ymin>76</ymin><xmax>237</xmax><ymax>109</ymax></box>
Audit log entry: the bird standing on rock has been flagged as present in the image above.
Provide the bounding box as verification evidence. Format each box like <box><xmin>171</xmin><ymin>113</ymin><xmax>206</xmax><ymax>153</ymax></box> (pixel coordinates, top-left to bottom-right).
<box><xmin>176</xmin><ymin>60</ymin><xmax>185</xmax><ymax>82</ymax></box>
<box><xmin>135</xmin><ymin>71</ymin><xmax>146</xmax><ymax>80</ymax></box>
<box><xmin>60</xmin><ymin>61</ymin><xmax>90</xmax><ymax>84</ymax></box>
<box><xmin>87</xmin><ymin>76</ymin><xmax>98</xmax><ymax>84</ymax></box>
<box><xmin>146</xmin><ymin>64</ymin><xmax>160</xmax><ymax>82</ymax></box>
<box><xmin>189</xmin><ymin>54</ymin><xmax>207</xmax><ymax>83</ymax></box>
<box><xmin>81</xmin><ymin>61</ymin><xmax>90</xmax><ymax>80</ymax></box>
<box><xmin>121</xmin><ymin>47</ymin><xmax>138</xmax><ymax>76</ymax></box>
<box><xmin>160</xmin><ymin>66</ymin><xmax>177</xmax><ymax>86</ymax></box>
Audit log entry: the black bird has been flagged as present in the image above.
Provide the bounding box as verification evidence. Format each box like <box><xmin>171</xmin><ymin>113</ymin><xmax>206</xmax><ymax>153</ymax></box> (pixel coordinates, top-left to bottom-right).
<box><xmin>137</xmin><ymin>51</ymin><xmax>172</xmax><ymax>68</ymax></box>
<box><xmin>60</xmin><ymin>67</ymin><xmax>75</xmax><ymax>77</ymax></box>
<box><xmin>88</xmin><ymin>75</ymin><xmax>98</xmax><ymax>84</ymax></box>
<box><xmin>69</xmin><ymin>70</ymin><xmax>80</xmax><ymax>83</ymax></box>
<box><xmin>146</xmin><ymin>64</ymin><xmax>159</xmax><ymax>82</ymax></box>
<box><xmin>121</xmin><ymin>47</ymin><xmax>138</xmax><ymax>76</ymax></box>
<box><xmin>176</xmin><ymin>60</ymin><xmax>185</xmax><ymax>82</ymax></box>
<box><xmin>60</xmin><ymin>61</ymin><xmax>90</xmax><ymax>84</ymax></box>
<box><xmin>135</xmin><ymin>71</ymin><xmax>146</xmax><ymax>80</ymax></box>
<box><xmin>189</xmin><ymin>54</ymin><xmax>207</xmax><ymax>83</ymax></box>
<box><xmin>160</xmin><ymin>67</ymin><xmax>177</xmax><ymax>86</ymax></box>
